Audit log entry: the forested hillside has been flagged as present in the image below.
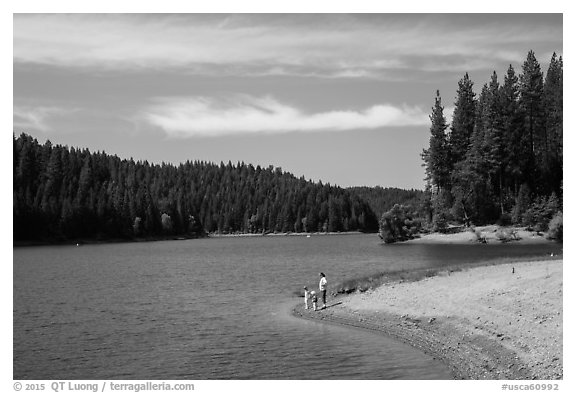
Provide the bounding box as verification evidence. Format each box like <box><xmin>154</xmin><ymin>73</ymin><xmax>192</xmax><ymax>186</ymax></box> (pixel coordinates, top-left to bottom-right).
<box><xmin>348</xmin><ymin>186</ymin><xmax>425</xmax><ymax>219</ymax></box>
<box><xmin>13</xmin><ymin>134</ymin><xmax>380</xmax><ymax>242</ymax></box>
<box><xmin>421</xmin><ymin>50</ymin><xmax>562</xmax><ymax>230</ymax></box>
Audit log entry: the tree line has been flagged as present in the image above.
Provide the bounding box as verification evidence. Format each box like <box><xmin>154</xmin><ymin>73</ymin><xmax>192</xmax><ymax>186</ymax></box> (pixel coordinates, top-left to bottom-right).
<box><xmin>421</xmin><ymin>50</ymin><xmax>562</xmax><ymax>231</ymax></box>
<box><xmin>347</xmin><ymin>186</ymin><xmax>425</xmax><ymax>219</ymax></box>
<box><xmin>14</xmin><ymin>133</ymin><xmax>391</xmax><ymax>242</ymax></box>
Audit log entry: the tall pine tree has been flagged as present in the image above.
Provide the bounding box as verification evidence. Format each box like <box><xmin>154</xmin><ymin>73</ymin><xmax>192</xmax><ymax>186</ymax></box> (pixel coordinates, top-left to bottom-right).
<box><xmin>519</xmin><ymin>50</ymin><xmax>545</xmax><ymax>193</ymax></box>
<box><xmin>500</xmin><ymin>64</ymin><xmax>525</xmax><ymax>195</ymax></box>
<box><xmin>449</xmin><ymin>73</ymin><xmax>476</xmax><ymax>166</ymax></box>
<box><xmin>543</xmin><ymin>52</ymin><xmax>563</xmax><ymax>196</ymax></box>
<box><xmin>422</xmin><ymin>90</ymin><xmax>450</xmax><ymax>192</ymax></box>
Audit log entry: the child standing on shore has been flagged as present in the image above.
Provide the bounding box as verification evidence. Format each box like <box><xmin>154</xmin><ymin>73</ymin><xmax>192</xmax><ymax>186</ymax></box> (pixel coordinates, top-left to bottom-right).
<box><xmin>303</xmin><ymin>286</ymin><xmax>310</xmax><ymax>309</ymax></box>
<box><xmin>311</xmin><ymin>291</ymin><xmax>318</xmax><ymax>311</ymax></box>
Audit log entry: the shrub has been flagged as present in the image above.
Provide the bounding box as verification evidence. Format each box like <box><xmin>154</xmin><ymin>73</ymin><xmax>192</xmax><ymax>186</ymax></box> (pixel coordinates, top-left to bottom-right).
<box><xmin>161</xmin><ymin>213</ymin><xmax>173</xmax><ymax>234</ymax></box>
<box><xmin>472</xmin><ymin>228</ymin><xmax>487</xmax><ymax>243</ymax></box>
<box><xmin>432</xmin><ymin>210</ymin><xmax>449</xmax><ymax>233</ymax></box>
<box><xmin>522</xmin><ymin>193</ymin><xmax>560</xmax><ymax>232</ymax></box>
<box><xmin>133</xmin><ymin>216</ymin><xmax>142</xmax><ymax>236</ymax></box>
<box><xmin>379</xmin><ymin>204</ymin><xmax>421</xmax><ymax>243</ymax></box>
<box><xmin>547</xmin><ymin>211</ymin><xmax>563</xmax><ymax>242</ymax></box>
<box><xmin>495</xmin><ymin>228</ymin><xmax>519</xmax><ymax>242</ymax></box>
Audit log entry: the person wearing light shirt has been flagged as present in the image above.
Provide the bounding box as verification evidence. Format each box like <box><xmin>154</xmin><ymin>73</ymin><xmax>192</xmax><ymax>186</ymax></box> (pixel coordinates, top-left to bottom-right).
<box><xmin>318</xmin><ymin>272</ymin><xmax>327</xmax><ymax>309</ymax></box>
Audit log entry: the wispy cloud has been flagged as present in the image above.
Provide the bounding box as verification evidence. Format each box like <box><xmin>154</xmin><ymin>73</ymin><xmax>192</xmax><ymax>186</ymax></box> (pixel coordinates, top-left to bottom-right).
<box><xmin>141</xmin><ymin>95</ymin><xmax>430</xmax><ymax>137</ymax></box>
<box><xmin>13</xmin><ymin>105</ymin><xmax>75</xmax><ymax>132</ymax></box>
<box><xmin>13</xmin><ymin>14</ymin><xmax>562</xmax><ymax>78</ymax></box>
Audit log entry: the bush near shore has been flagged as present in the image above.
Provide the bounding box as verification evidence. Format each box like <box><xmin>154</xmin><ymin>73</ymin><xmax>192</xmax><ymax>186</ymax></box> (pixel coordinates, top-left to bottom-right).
<box><xmin>379</xmin><ymin>201</ymin><xmax>562</xmax><ymax>245</ymax></box>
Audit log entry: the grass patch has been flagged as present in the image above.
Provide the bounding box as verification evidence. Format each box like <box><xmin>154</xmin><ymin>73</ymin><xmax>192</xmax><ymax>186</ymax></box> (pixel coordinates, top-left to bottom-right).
<box><xmin>332</xmin><ymin>266</ymin><xmax>458</xmax><ymax>295</ymax></box>
<box><xmin>329</xmin><ymin>255</ymin><xmax>561</xmax><ymax>296</ymax></box>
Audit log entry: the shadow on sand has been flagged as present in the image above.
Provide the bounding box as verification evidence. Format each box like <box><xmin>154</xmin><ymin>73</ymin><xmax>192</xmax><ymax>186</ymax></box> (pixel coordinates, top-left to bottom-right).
<box><xmin>321</xmin><ymin>301</ymin><xmax>343</xmax><ymax>309</ymax></box>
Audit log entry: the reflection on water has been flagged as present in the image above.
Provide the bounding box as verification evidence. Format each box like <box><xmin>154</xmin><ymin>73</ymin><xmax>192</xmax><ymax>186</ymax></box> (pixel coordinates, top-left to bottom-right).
<box><xmin>13</xmin><ymin>234</ymin><xmax>561</xmax><ymax>379</ymax></box>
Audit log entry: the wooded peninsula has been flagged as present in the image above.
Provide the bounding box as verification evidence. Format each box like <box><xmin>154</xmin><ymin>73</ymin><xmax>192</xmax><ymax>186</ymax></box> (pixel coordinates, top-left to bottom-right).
<box><xmin>380</xmin><ymin>50</ymin><xmax>562</xmax><ymax>243</ymax></box>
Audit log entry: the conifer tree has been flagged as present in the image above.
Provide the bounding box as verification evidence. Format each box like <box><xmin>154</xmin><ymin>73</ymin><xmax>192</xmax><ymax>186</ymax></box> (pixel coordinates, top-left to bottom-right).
<box><xmin>422</xmin><ymin>90</ymin><xmax>450</xmax><ymax>192</ymax></box>
<box><xmin>519</xmin><ymin>50</ymin><xmax>545</xmax><ymax>192</ymax></box>
<box><xmin>543</xmin><ymin>52</ymin><xmax>563</xmax><ymax>196</ymax></box>
<box><xmin>449</xmin><ymin>73</ymin><xmax>476</xmax><ymax>166</ymax></box>
<box><xmin>451</xmin><ymin>82</ymin><xmax>499</xmax><ymax>224</ymax></box>
<box><xmin>484</xmin><ymin>71</ymin><xmax>507</xmax><ymax>215</ymax></box>
<box><xmin>500</xmin><ymin>64</ymin><xmax>524</xmax><ymax>194</ymax></box>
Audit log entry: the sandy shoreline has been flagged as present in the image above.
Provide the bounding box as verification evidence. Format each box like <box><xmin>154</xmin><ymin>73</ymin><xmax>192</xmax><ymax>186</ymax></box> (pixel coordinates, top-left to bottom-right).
<box><xmin>292</xmin><ymin>258</ymin><xmax>562</xmax><ymax>380</ymax></box>
<box><xmin>409</xmin><ymin>225</ymin><xmax>553</xmax><ymax>245</ymax></box>
<box><xmin>208</xmin><ymin>231</ymin><xmax>366</xmax><ymax>238</ymax></box>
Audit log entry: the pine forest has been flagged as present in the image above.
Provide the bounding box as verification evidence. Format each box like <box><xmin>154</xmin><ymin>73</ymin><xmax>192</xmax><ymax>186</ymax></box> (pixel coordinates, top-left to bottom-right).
<box><xmin>420</xmin><ymin>50</ymin><xmax>562</xmax><ymax>233</ymax></box>
<box><xmin>13</xmin><ymin>134</ymin><xmax>387</xmax><ymax>242</ymax></box>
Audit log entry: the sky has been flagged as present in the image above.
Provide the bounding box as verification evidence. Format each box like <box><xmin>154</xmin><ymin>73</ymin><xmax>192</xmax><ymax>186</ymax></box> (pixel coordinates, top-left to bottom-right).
<box><xmin>13</xmin><ymin>13</ymin><xmax>563</xmax><ymax>189</ymax></box>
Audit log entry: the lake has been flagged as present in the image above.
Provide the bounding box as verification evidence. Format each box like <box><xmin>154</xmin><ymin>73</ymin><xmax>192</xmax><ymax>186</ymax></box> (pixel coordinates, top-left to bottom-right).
<box><xmin>13</xmin><ymin>234</ymin><xmax>562</xmax><ymax>379</ymax></box>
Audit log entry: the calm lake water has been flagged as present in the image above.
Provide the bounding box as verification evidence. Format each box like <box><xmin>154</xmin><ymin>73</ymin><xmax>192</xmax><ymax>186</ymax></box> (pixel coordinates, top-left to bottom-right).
<box><xmin>13</xmin><ymin>234</ymin><xmax>562</xmax><ymax>380</ymax></box>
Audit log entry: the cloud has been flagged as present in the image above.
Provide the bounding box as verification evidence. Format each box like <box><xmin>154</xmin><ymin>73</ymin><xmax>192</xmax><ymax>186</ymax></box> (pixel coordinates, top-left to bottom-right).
<box><xmin>13</xmin><ymin>14</ymin><xmax>562</xmax><ymax>78</ymax></box>
<box><xmin>142</xmin><ymin>95</ymin><xmax>430</xmax><ymax>137</ymax></box>
<box><xmin>13</xmin><ymin>105</ymin><xmax>74</xmax><ymax>132</ymax></box>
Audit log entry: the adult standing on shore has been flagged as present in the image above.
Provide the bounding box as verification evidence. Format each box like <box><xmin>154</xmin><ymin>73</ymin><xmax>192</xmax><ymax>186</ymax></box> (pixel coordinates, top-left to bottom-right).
<box><xmin>319</xmin><ymin>272</ymin><xmax>327</xmax><ymax>309</ymax></box>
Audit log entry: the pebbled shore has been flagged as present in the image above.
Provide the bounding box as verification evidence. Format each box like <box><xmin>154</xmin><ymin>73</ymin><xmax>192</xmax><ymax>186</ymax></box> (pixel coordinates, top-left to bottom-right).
<box><xmin>292</xmin><ymin>259</ymin><xmax>562</xmax><ymax>380</ymax></box>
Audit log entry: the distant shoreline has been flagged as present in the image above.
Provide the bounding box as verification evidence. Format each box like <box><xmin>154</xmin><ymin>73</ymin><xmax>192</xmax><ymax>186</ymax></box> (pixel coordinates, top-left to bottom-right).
<box><xmin>207</xmin><ymin>230</ymin><xmax>369</xmax><ymax>238</ymax></box>
<box><xmin>12</xmin><ymin>234</ymin><xmax>206</xmax><ymax>248</ymax></box>
<box><xmin>12</xmin><ymin>230</ymin><xmax>373</xmax><ymax>247</ymax></box>
<box><xmin>291</xmin><ymin>258</ymin><xmax>562</xmax><ymax>380</ymax></box>
<box><xmin>14</xmin><ymin>225</ymin><xmax>559</xmax><ymax>247</ymax></box>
